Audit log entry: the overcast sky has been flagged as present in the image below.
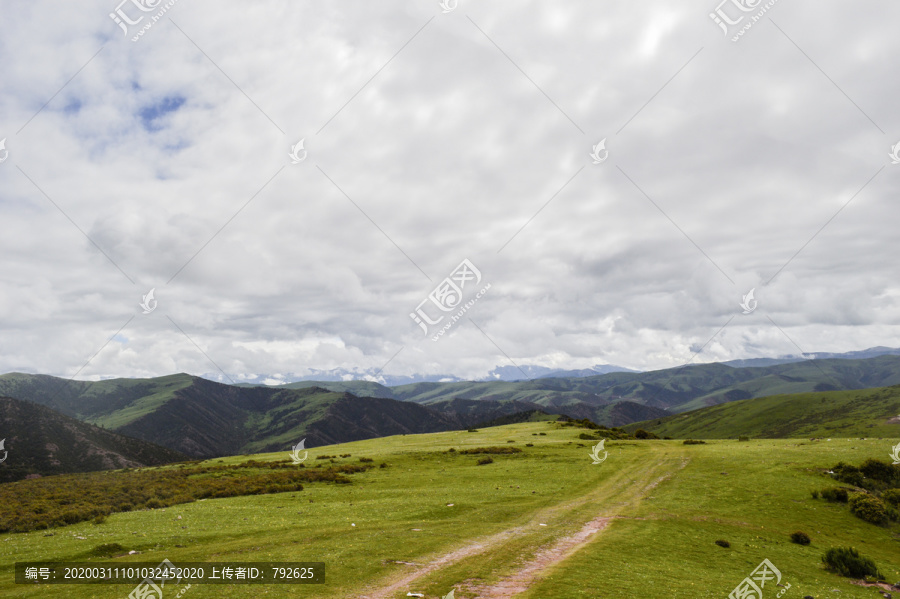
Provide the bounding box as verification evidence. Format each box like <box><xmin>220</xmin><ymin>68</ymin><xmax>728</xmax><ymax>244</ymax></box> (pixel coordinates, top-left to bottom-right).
<box><xmin>1</xmin><ymin>0</ymin><xmax>898</xmax><ymax>381</ymax></box>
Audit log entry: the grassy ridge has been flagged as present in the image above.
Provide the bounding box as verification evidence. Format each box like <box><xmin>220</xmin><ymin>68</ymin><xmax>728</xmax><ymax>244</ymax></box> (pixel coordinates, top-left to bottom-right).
<box><xmin>1</xmin><ymin>423</ymin><xmax>899</xmax><ymax>598</ymax></box>
<box><xmin>625</xmin><ymin>385</ymin><xmax>900</xmax><ymax>439</ymax></box>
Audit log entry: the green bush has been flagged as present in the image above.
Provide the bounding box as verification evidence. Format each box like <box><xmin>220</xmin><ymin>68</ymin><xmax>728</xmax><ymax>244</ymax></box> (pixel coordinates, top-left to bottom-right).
<box><xmin>831</xmin><ymin>462</ymin><xmax>864</xmax><ymax>487</ymax></box>
<box><xmin>882</xmin><ymin>488</ymin><xmax>900</xmax><ymax>507</ymax></box>
<box><xmin>790</xmin><ymin>531</ymin><xmax>811</xmax><ymax>545</ymax></box>
<box><xmin>848</xmin><ymin>493</ymin><xmax>887</xmax><ymax>525</ymax></box>
<box><xmin>525</xmin><ymin>443</ymin><xmax>534</xmax><ymax>447</ymax></box>
<box><xmin>820</xmin><ymin>487</ymin><xmax>849</xmax><ymax>503</ymax></box>
<box><xmin>810</xmin><ymin>489</ymin><xmax>819</xmax><ymax>499</ymax></box>
<box><xmin>476</xmin><ymin>457</ymin><xmax>493</xmax><ymax>465</ymax></box>
<box><xmin>859</xmin><ymin>459</ymin><xmax>896</xmax><ymax>484</ymax></box>
<box><xmin>358</xmin><ymin>457</ymin><xmax>373</xmax><ymax>463</ymax></box>
<box><xmin>738</xmin><ymin>436</ymin><xmax>750</xmax><ymax>442</ymax></box>
<box><xmin>821</xmin><ymin>547</ymin><xmax>882</xmax><ymax>579</ymax></box>
<box><xmin>633</xmin><ymin>429</ymin><xmax>659</xmax><ymax>440</ymax></box>
<box><xmin>459</xmin><ymin>447</ymin><xmax>522</xmax><ymax>455</ymax></box>
<box><xmin>579</xmin><ymin>433</ymin><xmax>600</xmax><ymax>440</ymax></box>
<box><xmin>538</xmin><ymin>432</ymin><xmax>546</xmax><ymax>436</ymax></box>
<box><xmin>714</xmin><ymin>540</ymin><xmax>730</xmax><ymax>548</ymax></box>
<box><xmin>91</xmin><ymin>543</ymin><xmax>127</xmax><ymax>557</ymax></box>
<box><xmin>467</xmin><ymin>429</ymin><xmax>479</xmax><ymax>433</ymax></box>
<box><xmin>683</xmin><ymin>439</ymin><xmax>706</xmax><ymax>445</ymax></box>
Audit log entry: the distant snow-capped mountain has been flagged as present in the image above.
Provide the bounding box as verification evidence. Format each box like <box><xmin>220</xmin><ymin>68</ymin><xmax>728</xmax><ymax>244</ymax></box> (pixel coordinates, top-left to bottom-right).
<box><xmin>202</xmin><ymin>363</ymin><xmax>639</xmax><ymax>387</ymax></box>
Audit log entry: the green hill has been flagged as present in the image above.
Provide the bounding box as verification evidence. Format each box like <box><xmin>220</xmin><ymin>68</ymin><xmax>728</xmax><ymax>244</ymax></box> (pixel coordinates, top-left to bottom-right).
<box><xmin>625</xmin><ymin>385</ymin><xmax>900</xmax><ymax>439</ymax></box>
<box><xmin>0</xmin><ymin>396</ymin><xmax>186</xmax><ymax>482</ymax></box>
<box><xmin>389</xmin><ymin>355</ymin><xmax>900</xmax><ymax>413</ymax></box>
<box><xmin>0</xmin><ymin>375</ymin><xmax>573</xmax><ymax>460</ymax></box>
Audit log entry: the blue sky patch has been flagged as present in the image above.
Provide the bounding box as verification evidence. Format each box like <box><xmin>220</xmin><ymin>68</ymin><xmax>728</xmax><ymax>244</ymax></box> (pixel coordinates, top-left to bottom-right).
<box><xmin>139</xmin><ymin>95</ymin><xmax>186</xmax><ymax>131</ymax></box>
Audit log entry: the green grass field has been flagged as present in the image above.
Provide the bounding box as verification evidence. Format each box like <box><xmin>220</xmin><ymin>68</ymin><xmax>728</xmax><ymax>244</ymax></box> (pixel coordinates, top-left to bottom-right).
<box><xmin>628</xmin><ymin>385</ymin><xmax>900</xmax><ymax>439</ymax></box>
<box><xmin>1</xmin><ymin>423</ymin><xmax>898</xmax><ymax>598</ymax></box>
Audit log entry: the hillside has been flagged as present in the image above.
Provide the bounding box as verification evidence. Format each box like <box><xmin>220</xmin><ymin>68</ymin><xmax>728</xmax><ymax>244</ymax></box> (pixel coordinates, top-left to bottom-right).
<box><xmin>0</xmin><ymin>375</ymin><xmax>570</xmax><ymax>460</ymax></box>
<box><xmin>0</xmin><ymin>396</ymin><xmax>186</xmax><ymax>483</ymax></box>
<box><xmin>625</xmin><ymin>385</ymin><xmax>900</xmax><ymax>439</ymax></box>
<box><xmin>389</xmin><ymin>355</ymin><xmax>900</xmax><ymax>413</ymax></box>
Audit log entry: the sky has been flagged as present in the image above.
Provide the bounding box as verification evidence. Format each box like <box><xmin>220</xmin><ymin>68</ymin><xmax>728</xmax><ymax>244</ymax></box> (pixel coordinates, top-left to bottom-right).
<box><xmin>0</xmin><ymin>0</ymin><xmax>898</xmax><ymax>382</ymax></box>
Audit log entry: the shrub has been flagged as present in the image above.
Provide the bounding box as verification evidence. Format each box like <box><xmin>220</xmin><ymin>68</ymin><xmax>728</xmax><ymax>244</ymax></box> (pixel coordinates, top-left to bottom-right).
<box><xmin>476</xmin><ymin>457</ymin><xmax>493</xmax><ymax>465</ymax></box>
<box><xmin>859</xmin><ymin>459</ymin><xmax>896</xmax><ymax>484</ymax></box>
<box><xmin>525</xmin><ymin>443</ymin><xmax>534</xmax><ymax>447</ymax></box>
<box><xmin>831</xmin><ymin>462</ymin><xmax>864</xmax><ymax>487</ymax></box>
<box><xmin>738</xmin><ymin>436</ymin><xmax>750</xmax><ymax>442</ymax></box>
<box><xmin>821</xmin><ymin>547</ymin><xmax>882</xmax><ymax>579</ymax></box>
<box><xmin>447</xmin><ymin>448</ymin><xmax>456</xmax><ymax>453</ymax></box>
<box><xmin>715</xmin><ymin>540</ymin><xmax>730</xmax><ymax>548</ymax></box>
<box><xmin>379</xmin><ymin>463</ymin><xmax>387</xmax><ymax>468</ymax></box>
<box><xmin>340</xmin><ymin>454</ymin><xmax>351</xmax><ymax>458</ymax></box>
<box><xmin>91</xmin><ymin>543</ymin><xmax>127</xmax><ymax>557</ymax></box>
<box><xmin>848</xmin><ymin>493</ymin><xmax>887</xmax><ymax>525</ymax></box>
<box><xmin>145</xmin><ymin>498</ymin><xmax>163</xmax><ymax>509</ymax></box>
<box><xmin>790</xmin><ymin>531</ymin><xmax>811</xmax><ymax>545</ymax></box>
<box><xmin>810</xmin><ymin>489</ymin><xmax>819</xmax><ymax>499</ymax></box>
<box><xmin>316</xmin><ymin>455</ymin><xmax>335</xmax><ymax>460</ymax></box>
<box><xmin>820</xmin><ymin>487</ymin><xmax>849</xmax><ymax>503</ymax></box>
<box><xmin>459</xmin><ymin>447</ymin><xmax>522</xmax><ymax>455</ymax></box>
<box><xmin>633</xmin><ymin>429</ymin><xmax>659</xmax><ymax>440</ymax></box>
<box><xmin>579</xmin><ymin>433</ymin><xmax>600</xmax><ymax>440</ymax></box>
<box><xmin>683</xmin><ymin>439</ymin><xmax>706</xmax><ymax>445</ymax></box>
<box><xmin>92</xmin><ymin>514</ymin><xmax>107</xmax><ymax>525</ymax></box>
<box><xmin>467</xmin><ymin>429</ymin><xmax>479</xmax><ymax>433</ymax></box>
<box><xmin>881</xmin><ymin>488</ymin><xmax>900</xmax><ymax>507</ymax></box>
<box><xmin>538</xmin><ymin>432</ymin><xmax>546</xmax><ymax>436</ymax></box>
<box><xmin>359</xmin><ymin>457</ymin><xmax>373</xmax><ymax>463</ymax></box>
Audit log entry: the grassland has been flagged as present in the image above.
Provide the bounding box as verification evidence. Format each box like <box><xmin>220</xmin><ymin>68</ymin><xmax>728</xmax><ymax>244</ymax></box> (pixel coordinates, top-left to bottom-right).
<box><xmin>1</xmin><ymin>423</ymin><xmax>898</xmax><ymax>598</ymax></box>
<box><xmin>627</xmin><ymin>385</ymin><xmax>900</xmax><ymax>439</ymax></box>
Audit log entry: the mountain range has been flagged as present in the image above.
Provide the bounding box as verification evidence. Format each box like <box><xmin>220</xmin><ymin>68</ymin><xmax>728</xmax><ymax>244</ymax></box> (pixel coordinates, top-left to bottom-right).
<box><xmin>3</xmin><ymin>349</ymin><xmax>900</xmax><ymax>480</ymax></box>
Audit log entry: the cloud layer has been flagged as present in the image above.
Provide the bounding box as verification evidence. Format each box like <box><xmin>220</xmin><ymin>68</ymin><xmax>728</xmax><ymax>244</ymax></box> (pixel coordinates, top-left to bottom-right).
<box><xmin>0</xmin><ymin>0</ymin><xmax>898</xmax><ymax>380</ymax></box>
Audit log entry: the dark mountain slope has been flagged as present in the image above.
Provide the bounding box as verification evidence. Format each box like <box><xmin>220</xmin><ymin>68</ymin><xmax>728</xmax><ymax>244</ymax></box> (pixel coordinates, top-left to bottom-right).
<box><xmin>0</xmin><ymin>396</ymin><xmax>186</xmax><ymax>483</ymax></box>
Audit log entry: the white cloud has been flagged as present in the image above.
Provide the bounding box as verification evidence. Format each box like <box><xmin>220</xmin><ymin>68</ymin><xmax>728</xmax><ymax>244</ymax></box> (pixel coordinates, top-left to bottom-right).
<box><xmin>0</xmin><ymin>0</ymin><xmax>898</xmax><ymax>380</ymax></box>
